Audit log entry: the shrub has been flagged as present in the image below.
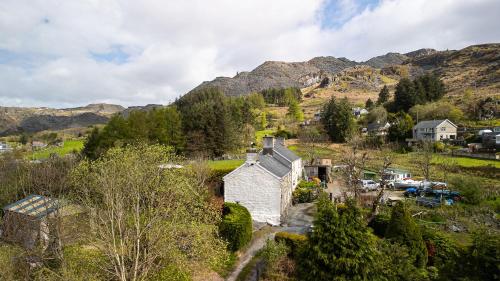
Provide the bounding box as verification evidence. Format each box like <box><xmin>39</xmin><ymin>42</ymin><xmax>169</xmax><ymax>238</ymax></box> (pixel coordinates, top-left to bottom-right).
<box><xmin>368</xmin><ymin>213</ymin><xmax>390</xmax><ymax>237</ymax></box>
<box><xmin>275</xmin><ymin>232</ymin><xmax>307</xmax><ymax>258</ymax></box>
<box><xmin>433</xmin><ymin>141</ymin><xmax>445</xmax><ymax>152</ymax></box>
<box><xmin>220</xmin><ymin>202</ymin><xmax>252</xmax><ymax>252</ymax></box>
<box><xmin>450</xmin><ymin>176</ymin><xmax>483</xmax><ymax>205</ymax></box>
<box><xmin>275</xmin><ymin>129</ymin><xmax>295</xmax><ymax>139</ymax></box>
<box><xmin>292</xmin><ymin>181</ymin><xmax>320</xmax><ymax>204</ymax></box>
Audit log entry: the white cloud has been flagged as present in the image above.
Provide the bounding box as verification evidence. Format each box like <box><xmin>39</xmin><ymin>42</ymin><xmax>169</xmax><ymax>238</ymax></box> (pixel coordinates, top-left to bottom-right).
<box><xmin>0</xmin><ymin>0</ymin><xmax>498</xmax><ymax>107</ymax></box>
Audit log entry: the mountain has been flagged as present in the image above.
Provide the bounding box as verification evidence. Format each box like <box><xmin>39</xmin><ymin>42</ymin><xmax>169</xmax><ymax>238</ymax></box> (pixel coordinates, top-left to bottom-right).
<box><xmin>187</xmin><ymin>44</ymin><xmax>499</xmax><ymax>98</ymax></box>
<box><xmin>0</xmin><ymin>103</ymin><xmax>125</xmax><ymax>135</ymax></box>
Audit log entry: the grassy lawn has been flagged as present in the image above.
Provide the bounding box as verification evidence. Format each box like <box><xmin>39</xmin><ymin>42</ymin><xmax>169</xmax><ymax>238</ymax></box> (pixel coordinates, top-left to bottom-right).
<box><xmin>432</xmin><ymin>155</ymin><xmax>500</xmax><ymax>169</ymax></box>
<box><xmin>31</xmin><ymin>139</ymin><xmax>84</xmax><ymax>160</ymax></box>
<box><xmin>255</xmin><ymin>129</ymin><xmax>276</xmax><ymax>145</ymax></box>
<box><xmin>207</xmin><ymin>159</ymin><xmax>244</xmax><ymax>171</ymax></box>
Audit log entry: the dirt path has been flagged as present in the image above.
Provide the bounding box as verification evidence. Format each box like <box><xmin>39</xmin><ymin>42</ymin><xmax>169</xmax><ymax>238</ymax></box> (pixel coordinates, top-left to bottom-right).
<box><xmin>226</xmin><ymin>203</ymin><xmax>314</xmax><ymax>281</ymax></box>
<box><xmin>225</xmin><ymin>227</ymin><xmax>280</xmax><ymax>281</ymax></box>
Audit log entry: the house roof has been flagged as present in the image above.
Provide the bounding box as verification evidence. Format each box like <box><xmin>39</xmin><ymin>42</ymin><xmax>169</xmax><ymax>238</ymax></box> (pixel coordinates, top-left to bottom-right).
<box><xmin>3</xmin><ymin>195</ymin><xmax>61</xmax><ymax>219</ymax></box>
<box><xmin>414</xmin><ymin>119</ymin><xmax>456</xmax><ymax>129</ymax></box>
<box><xmin>258</xmin><ymin>154</ymin><xmax>291</xmax><ymax>178</ymax></box>
<box><xmin>273</xmin><ymin>144</ymin><xmax>300</xmax><ymax>162</ymax></box>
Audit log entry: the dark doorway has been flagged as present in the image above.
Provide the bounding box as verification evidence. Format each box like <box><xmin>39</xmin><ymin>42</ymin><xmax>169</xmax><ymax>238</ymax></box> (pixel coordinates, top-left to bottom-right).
<box><xmin>318</xmin><ymin>166</ymin><xmax>327</xmax><ymax>182</ymax></box>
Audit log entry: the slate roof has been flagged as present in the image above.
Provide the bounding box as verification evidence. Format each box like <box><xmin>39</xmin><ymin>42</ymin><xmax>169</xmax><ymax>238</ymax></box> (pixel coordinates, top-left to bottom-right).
<box><xmin>414</xmin><ymin>119</ymin><xmax>456</xmax><ymax>129</ymax></box>
<box><xmin>273</xmin><ymin>144</ymin><xmax>300</xmax><ymax>162</ymax></box>
<box><xmin>3</xmin><ymin>195</ymin><xmax>61</xmax><ymax>219</ymax></box>
<box><xmin>258</xmin><ymin>154</ymin><xmax>291</xmax><ymax>178</ymax></box>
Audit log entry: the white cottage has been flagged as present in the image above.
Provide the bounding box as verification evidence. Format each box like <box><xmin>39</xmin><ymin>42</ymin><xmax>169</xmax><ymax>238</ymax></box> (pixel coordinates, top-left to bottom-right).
<box><xmin>223</xmin><ymin>136</ymin><xmax>302</xmax><ymax>225</ymax></box>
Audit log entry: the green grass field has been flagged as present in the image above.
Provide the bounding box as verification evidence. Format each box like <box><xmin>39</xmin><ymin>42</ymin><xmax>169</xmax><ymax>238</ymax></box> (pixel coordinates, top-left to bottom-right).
<box><xmin>31</xmin><ymin>139</ymin><xmax>84</xmax><ymax>160</ymax></box>
<box><xmin>432</xmin><ymin>155</ymin><xmax>500</xmax><ymax>169</ymax></box>
<box><xmin>207</xmin><ymin>159</ymin><xmax>244</xmax><ymax>171</ymax></box>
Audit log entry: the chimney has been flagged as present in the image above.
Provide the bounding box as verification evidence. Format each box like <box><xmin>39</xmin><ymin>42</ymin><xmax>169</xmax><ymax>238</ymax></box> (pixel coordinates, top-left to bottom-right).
<box><xmin>246</xmin><ymin>148</ymin><xmax>258</xmax><ymax>164</ymax></box>
<box><xmin>276</xmin><ymin>137</ymin><xmax>285</xmax><ymax>146</ymax></box>
<box><xmin>262</xmin><ymin>135</ymin><xmax>274</xmax><ymax>155</ymax></box>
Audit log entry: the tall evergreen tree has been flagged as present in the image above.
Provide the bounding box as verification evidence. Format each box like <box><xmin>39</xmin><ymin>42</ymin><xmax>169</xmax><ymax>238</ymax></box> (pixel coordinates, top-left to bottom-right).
<box><xmin>365</xmin><ymin>98</ymin><xmax>375</xmax><ymax>109</ymax></box>
<box><xmin>321</xmin><ymin>97</ymin><xmax>354</xmax><ymax>142</ymax></box>
<box><xmin>393</xmin><ymin>78</ymin><xmax>418</xmax><ymax>112</ymax></box>
<box><xmin>298</xmin><ymin>197</ymin><xmax>382</xmax><ymax>280</ymax></box>
<box><xmin>377</xmin><ymin>85</ymin><xmax>390</xmax><ymax>105</ymax></box>
<box><xmin>385</xmin><ymin>202</ymin><xmax>428</xmax><ymax>268</ymax></box>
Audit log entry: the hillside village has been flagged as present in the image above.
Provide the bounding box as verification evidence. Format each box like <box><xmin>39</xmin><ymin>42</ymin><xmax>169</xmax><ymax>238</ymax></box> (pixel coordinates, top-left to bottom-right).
<box><xmin>0</xmin><ymin>43</ymin><xmax>499</xmax><ymax>281</ymax></box>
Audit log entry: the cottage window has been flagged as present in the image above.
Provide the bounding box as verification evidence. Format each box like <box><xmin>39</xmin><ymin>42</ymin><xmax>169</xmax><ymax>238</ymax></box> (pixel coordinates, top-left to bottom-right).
<box><xmin>440</xmin><ymin>127</ymin><xmax>446</xmax><ymax>131</ymax></box>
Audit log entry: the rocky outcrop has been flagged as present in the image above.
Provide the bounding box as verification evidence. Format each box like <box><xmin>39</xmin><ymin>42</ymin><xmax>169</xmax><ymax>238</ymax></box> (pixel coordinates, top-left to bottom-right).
<box><xmin>187</xmin><ymin>43</ymin><xmax>500</xmax><ymax>98</ymax></box>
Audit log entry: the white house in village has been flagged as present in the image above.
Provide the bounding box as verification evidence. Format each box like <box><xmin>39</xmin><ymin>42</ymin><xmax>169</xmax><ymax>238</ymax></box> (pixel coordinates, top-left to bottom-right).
<box><xmin>223</xmin><ymin>136</ymin><xmax>302</xmax><ymax>225</ymax></box>
<box><xmin>412</xmin><ymin>119</ymin><xmax>457</xmax><ymax>141</ymax></box>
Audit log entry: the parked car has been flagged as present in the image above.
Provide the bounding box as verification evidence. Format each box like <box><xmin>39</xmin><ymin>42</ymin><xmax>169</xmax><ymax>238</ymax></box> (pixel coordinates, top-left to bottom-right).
<box><xmin>359</xmin><ymin>180</ymin><xmax>380</xmax><ymax>192</ymax></box>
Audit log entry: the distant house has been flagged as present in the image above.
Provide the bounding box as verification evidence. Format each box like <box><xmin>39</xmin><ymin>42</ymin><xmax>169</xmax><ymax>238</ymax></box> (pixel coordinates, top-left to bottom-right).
<box><xmin>2</xmin><ymin>195</ymin><xmax>85</xmax><ymax>249</ymax></box>
<box><xmin>223</xmin><ymin>136</ymin><xmax>302</xmax><ymax>225</ymax></box>
<box><xmin>31</xmin><ymin>141</ymin><xmax>48</xmax><ymax>149</ymax></box>
<box><xmin>352</xmin><ymin>107</ymin><xmax>369</xmax><ymax>118</ymax></box>
<box><xmin>412</xmin><ymin>119</ymin><xmax>457</xmax><ymax>141</ymax></box>
<box><xmin>0</xmin><ymin>142</ymin><xmax>12</xmax><ymax>153</ymax></box>
<box><xmin>382</xmin><ymin>168</ymin><xmax>412</xmax><ymax>182</ymax></box>
<box><xmin>367</xmin><ymin>121</ymin><xmax>390</xmax><ymax>136</ymax></box>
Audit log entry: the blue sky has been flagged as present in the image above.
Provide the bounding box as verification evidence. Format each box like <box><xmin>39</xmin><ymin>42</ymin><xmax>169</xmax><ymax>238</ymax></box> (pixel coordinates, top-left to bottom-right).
<box><xmin>0</xmin><ymin>0</ymin><xmax>499</xmax><ymax>108</ymax></box>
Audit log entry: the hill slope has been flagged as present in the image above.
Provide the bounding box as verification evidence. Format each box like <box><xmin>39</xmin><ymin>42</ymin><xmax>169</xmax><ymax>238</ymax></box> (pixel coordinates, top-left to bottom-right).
<box><xmin>187</xmin><ymin>44</ymin><xmax>499</xmax><ymax>98</ymax></box>
<box><xmin>0</xmin><ymin>103</ymin><xmax>125</xmax><ymax>135</ymax></box>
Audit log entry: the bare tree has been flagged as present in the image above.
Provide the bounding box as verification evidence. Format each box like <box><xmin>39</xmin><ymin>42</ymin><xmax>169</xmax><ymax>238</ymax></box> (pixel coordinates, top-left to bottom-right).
<box><xmin>369</xmin><ymin>155</ymin><xmax>392</xmax><ymax>220</ymax></box>
<box><xmin>298</xmin><ymin>126</ymin><xmax>328</xmax><ymax>164</ymax></box>
<box><xmin>72</xmin><ymin>145</ymin><xmax>228</xmax><ymax>281</ymax></box>
<box><xmin>340</xmin><ymin>135</ymin><xmax>368</xmax><ymax>202</ymax></box>
<box><xmin>415</xmin><ymin>141</ymin><xmax>433</xmax><ymax>181</ymax></box>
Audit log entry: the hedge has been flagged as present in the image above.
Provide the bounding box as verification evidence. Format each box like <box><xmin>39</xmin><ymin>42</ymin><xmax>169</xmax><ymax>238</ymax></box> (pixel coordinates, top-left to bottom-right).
<box><xmin>368</xmin><ymin>213</ymin><xmax>390</xmax><ymax>237</ymax></box>
<box><xmin>274</xmin><ymin>232</ymin><xmax>307</xmax><ymax>258</ymax></box>
<box><xmin>220</xmin><ymin>202</ymin><xmax>252</xmax><ymax>252</ymax></box>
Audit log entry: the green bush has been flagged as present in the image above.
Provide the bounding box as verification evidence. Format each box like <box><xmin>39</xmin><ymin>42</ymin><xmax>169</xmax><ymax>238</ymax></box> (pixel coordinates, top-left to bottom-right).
<box><xmin>433</xmin><ymin>141</ymin><xmax>445</xmax><ymax>152</ymax></box>
<box><xmin>220</xmin><ymin>202</ymin><xmax>252</xmax><ymax>252</ymax></box>
<box><xmin>293</xmin><ymin>181</ymin><xmax>320</xmax><ymax>204</ymax></box>
<box><xmin>368</xmin><ymin>213</ymin><xmax>390</xmax><ymax>237</ymax></box>
<box><xmin>450</xmin><ymin>176</ymin><xmax>483</xmax><ymax>205</ymax></box>
<box><xmin>275</xmin><ymin>129</ymin><xmax>295</xmax><ymax>139</ymax></box>
<box><xmin>275</xmin><ymin>232</ymin><xmax>307</xmax><ymax>258</ymax></box>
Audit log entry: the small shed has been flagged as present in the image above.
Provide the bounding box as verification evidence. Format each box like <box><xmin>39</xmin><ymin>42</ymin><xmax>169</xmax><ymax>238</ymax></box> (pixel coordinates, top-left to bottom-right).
<box><xmin>1</xmin><ymin>195</ymin><xmax>85</xmax><ymax>249</ymax></box>
<box><xmin>304</xmin><ymin>158</ymin><xmax>332</xmax><ymax>183</ymax></box>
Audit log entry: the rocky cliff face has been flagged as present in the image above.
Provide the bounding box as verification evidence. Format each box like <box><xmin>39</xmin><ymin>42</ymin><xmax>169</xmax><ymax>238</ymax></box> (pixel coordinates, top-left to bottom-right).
<box><xmin>187</xmin><ymin>44</ymin><xmax>499</xmax><ymax>98</ymax></box>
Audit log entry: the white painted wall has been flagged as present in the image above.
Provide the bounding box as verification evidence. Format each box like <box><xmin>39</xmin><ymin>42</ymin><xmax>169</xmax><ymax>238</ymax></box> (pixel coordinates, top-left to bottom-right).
<box><xmin>224</xmin><ymin>164</ymin><xmax>283</xmax><ymax>225</ymax></box>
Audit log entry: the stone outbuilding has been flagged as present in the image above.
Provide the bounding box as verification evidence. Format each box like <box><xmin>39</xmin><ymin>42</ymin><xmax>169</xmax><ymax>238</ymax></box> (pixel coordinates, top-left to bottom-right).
<box><xmin>223</xmin><ymin>136</ymin><xmax>302</xmax><ymax>225</ymax></box>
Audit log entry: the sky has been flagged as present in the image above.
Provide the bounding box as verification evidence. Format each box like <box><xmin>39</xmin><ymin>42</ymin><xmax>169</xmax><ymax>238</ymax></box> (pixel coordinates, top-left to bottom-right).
<box><xmin>0</xmin><ymin>0</ymin><xmax>499</xmax><ymax>108</ymax></box>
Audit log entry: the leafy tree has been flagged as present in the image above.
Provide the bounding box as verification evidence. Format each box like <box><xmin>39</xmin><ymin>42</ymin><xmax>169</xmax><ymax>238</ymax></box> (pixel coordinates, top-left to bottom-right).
<box><xmin>321</xmin><ymin>97</ymin><xmax>354</xmax><ymax>142</ymax></box>
<box><xmin>464</xmin><ymin>228</ymin><xmax>500</xmax><ymax>280</ymax></box>
<box><xmin>409</xmin><ymin>101</ymin><xmax>463</xmax><ymax>123</ymax></box>
<box><xmin>81</xmin><ymin>127</ymin><xmax>102</xmax><ymax>160</ymax></box>
<box><xmin>392</xmin><ymin>75</ymin><xmax>445</xmax><ymax>113</ymax></box>
<box><xmin>365</xmin><ymin>98</ymin><xmax>374</xmax><ymax>109</ymax></box>
<box><xmin>415</xmin><ymin>73</ymin><xmax>445</xmax><ymax>102</ymax></box>
<box><xmin>73</xmin><ymin>145</ymin><xmax>230</xmax><ymax>280</ymax></box>
<box><xmin>385</xmin><ymin>202</ymin><xmax>428</xmax><ymax>268</ymax></box>
<box><xmin>387</xmin><ymin>112</ymin><xmax>414</xmax><ymax>142</ymax></box>
<box><xmin>377</xmin><ymin>85</ymin><xmax>390</xmax><ymax>105</ymax></box>
<box><xmin>298</xmin><ymin>197</ymin><xmax>383</xmax><ymax>280</ymax></box>
<box><xmin>366</xmin><ymin>106</ymin><xmax>388</xmax><ymax>125</ymax></box>
<box><xmin>287</xmin><ymin>100</ymin><xmax>304</xmax><ymax>122</ymax></box>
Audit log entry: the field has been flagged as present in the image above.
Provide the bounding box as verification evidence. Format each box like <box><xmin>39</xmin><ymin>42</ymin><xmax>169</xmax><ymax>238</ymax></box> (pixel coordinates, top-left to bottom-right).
<box><xmin>30</xmin><ymin>139</ymin><xmax>84</xmax><ymax>160</ymax></box>
<box><xmin>432</xmin><ymin>155</ymin><xmax>500</xmax><ymax>169</ymax></box>
<box><xmin>207</xmin><ymin>159</ymin><xmax>244</xmax><ymax>171</ymax></box>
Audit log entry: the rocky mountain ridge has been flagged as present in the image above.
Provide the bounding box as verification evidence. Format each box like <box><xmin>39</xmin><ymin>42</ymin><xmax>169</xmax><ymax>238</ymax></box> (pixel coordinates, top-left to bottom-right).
<box><xmin>188</xmin><ymin>44</ymin><xmax>499</xmax><ymax>98</ymax></box>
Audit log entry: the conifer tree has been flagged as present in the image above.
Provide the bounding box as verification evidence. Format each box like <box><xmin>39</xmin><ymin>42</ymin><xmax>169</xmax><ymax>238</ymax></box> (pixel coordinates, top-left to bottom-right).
<box><xmin>298</xmin><ymin>197</ymin><xmax>382</xmax><ymax>280</ymax></box>
<box><xmin>377</xmin><ymin>85</ymin><xmax>390</xmax><ymax>105</ymax></box>
<box><xmin>385</xmin><ymin>202</ymin><xmax>428</xmax><ymax>268</ymax></box>
<box><xmin>321</xmin><ymin>97</ymin><xmax>354</xmax><ymax>142</ymax></box>
<box><xmin>365</xmin><ymin>98</ymin><xmax>374</xmax><ymax>109</ymax></box>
